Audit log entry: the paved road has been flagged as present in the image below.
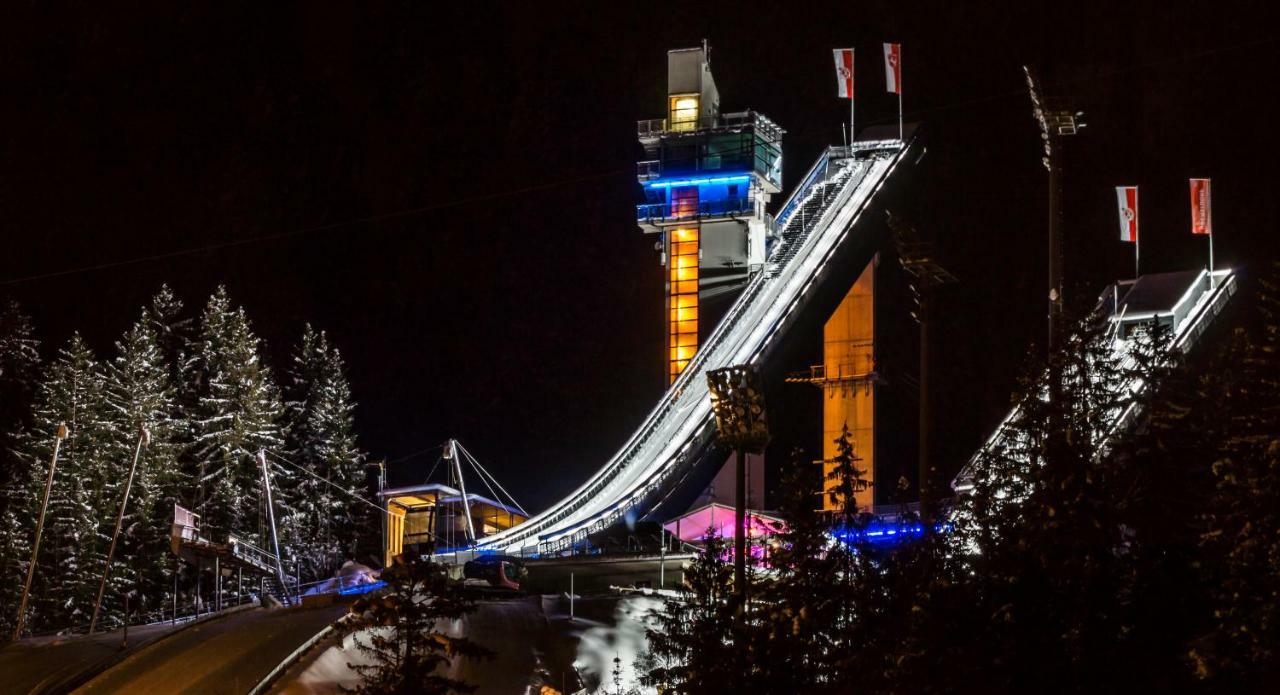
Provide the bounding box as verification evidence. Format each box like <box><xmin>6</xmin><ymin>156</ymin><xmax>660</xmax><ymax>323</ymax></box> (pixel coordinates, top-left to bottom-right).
<box><xmin>1</xmin><ymin>620</ymin><xmax>194</xmax><ymax>695</ymax></box>
<box><xmin>77</xmin><ymin>604</ymin><xmax>347</xmax><ymax>695</ymax></box>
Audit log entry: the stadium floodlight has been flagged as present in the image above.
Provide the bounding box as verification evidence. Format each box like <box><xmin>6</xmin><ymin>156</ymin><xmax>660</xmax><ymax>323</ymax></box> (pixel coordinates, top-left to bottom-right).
<box><xmin>707</xmin><ymin>365</ymin><xmax>770</xmax><ymax>606</ymax></box>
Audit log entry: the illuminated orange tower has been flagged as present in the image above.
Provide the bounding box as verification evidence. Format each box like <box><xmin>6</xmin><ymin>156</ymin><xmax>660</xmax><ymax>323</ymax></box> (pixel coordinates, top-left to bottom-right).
<box><xmin>789</xmin><ymin>257</ymin><xmax>879</xmax><ymax>512</ymax></box>
<box><xmin>637</xmin><ymin>44</ymin><xmax>784</xmax><ymax>383</ymax></box>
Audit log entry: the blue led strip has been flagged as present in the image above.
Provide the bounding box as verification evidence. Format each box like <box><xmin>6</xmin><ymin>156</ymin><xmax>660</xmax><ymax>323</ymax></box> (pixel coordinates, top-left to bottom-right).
<box><xmin>648</xmin><ymin>174</ymin><xmax>752</xmax><ymax>189</ymax></box>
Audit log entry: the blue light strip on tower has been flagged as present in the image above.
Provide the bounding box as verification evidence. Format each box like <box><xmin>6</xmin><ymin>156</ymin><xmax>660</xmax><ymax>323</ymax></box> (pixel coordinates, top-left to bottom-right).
<box><xmin>647</xmin><ymin>174</ymin><xmax>752</xmax><ymax>189</ymax></box>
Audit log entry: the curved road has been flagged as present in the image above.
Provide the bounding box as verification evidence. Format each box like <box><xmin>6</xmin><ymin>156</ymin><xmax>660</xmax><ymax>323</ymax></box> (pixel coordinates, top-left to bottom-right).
<box><xmin>77</xmin><ymin>604</ymin><xmax>347</xmax><ymax>694</ymax></box>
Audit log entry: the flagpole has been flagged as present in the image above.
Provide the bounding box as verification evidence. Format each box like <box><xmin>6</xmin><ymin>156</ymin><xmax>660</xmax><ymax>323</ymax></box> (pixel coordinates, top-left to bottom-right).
<box><xmin>898</xmin><ymin>91</ymin><xmax>904</xmax><ymax>142</ymax></box>
<box><xmin>850</xmin><ymin>96</ymin><xmax>856</xmax><ymax>147</ymax></box>
<box><xmin>897</xmin><ymin>47</ymin><xmax>904</xmax><ymax>142</ymax></box>
<box><xmin>1134</xmin><ymin>187</ymin><xmax>1140</xmax><ymax>279</ymax></box>
<box><xmin>1208</xmin><ymin>230</ymin><xmax>1215</xmax><ymax>288</ymax></box>
<box><xmin>1135</xmin><ymin>232</ymin><xmax>1140</xmax><ymax>280</ymax></box>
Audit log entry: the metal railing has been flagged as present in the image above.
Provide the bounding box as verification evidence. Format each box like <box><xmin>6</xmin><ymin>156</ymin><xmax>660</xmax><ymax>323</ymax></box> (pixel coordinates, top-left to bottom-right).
<box><xmin>637</xmin><ymin>160</ymin><xmax>660</xmax><ymax>181</ymax></box>
<box><xmin>227</xmin><ymin>533</ymin><xmax>279</xmax><ymax>574</ymax></box>
<box><xmin>636</xmin><ymin>197</ymin><xmax>753</xmax><ymax>223</ymax></box>
<box><xmin>637</xmin><ymin>111</ymin><xmax>784</xmax><ymax>140</ymax></box>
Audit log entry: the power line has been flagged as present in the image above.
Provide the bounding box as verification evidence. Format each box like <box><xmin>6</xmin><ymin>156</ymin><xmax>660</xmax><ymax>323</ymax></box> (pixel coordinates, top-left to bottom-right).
<box><xmin>264</xmin><ymin>449</ymin><xmax>388</xmax><ymax>518</ymax></box>
<box><xmin>385</xmin><ymin>443</ymin><xmax>444</xmax><ymax>466</ymax></box>
<box><xmin>1</xmin><ymin>166</ymin><xmax>631</xmax><ymax>287</ymax></box>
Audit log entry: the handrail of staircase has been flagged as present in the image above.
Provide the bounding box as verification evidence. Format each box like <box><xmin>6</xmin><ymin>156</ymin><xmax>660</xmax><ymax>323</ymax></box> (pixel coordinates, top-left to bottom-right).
<box><xmin>775</xmin><ymin>147</ymin><xmax>838</xmax><ymax>229</ymax></box>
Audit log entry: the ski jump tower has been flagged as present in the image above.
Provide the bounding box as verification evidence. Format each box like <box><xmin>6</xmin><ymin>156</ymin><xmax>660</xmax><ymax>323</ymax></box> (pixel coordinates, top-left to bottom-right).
<box><xmin>636</xmin><ymin>44</ymin><xmax>784</xmax><ymax>384</ymax></box>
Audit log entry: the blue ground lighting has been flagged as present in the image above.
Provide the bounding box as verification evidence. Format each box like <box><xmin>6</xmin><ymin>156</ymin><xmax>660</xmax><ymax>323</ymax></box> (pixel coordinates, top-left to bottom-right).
<box><xmin>338</xmin><ymin>580</ymin><xmax>387</xmax><ymax>596</ymax></box>
<box><xmin>831</xmin><ymin>520</ymin><xmax>951</xmax><ymax>545</ymax></box>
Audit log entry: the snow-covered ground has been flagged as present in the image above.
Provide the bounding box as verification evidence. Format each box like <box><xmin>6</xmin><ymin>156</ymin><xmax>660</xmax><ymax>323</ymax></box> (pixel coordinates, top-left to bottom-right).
<box><xmin>275</xmin><ymin>593</ymin><xmax>666</xmax><ymax>694</ymax></box>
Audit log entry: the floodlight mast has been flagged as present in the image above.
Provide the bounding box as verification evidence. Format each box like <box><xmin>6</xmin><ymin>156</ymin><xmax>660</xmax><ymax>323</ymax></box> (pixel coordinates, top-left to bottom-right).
<box><xmin>890</xmin><ymin>213</ymin><xmax>956</xmax><ymax>525</ymax></box>
<box><xmin>706</xmin><ymin>366</ymin><xmax>769</xmax><ymax>606</ymax></box>
<box><xmin>1023</xmin><ymin>65</ymin><xmax>1081</xmax><ymax>355</ymax></box>
<box><xmin>1024</xmin><ymin>65</ymin><xmax>1083</xmax><ymax>435</ymax></box>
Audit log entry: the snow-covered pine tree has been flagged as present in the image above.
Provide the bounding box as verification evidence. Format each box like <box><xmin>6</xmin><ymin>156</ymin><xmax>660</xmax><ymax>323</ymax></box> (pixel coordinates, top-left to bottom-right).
<box><xmin>284</xmin><ymin>324</ymin><xmax>367</xmax><ymax>581</ymax></box>
<box><xmin>8</xmin><ymin>334</ymin><xmax>113</xmax><ymax>633</ymax></box>
<box><xmin>99</xmin><ymin>311</ymin><xmax>187</xmax><ymax>625</ymax></box>
<box><xmin>0</xmin><ymin>298</ymin><xmax>41</xmax><ymax>463</ymax></box>
<box><xmin>145</xmin><ymin>285</ymin><xmax>198</xmax><ymax>485</ymax></box>
<box><xmin>189</xmin><ymin>286</ymin><xmax>288</xmax><ymax>546</ymax></box>
<box><xmin>0</xmin><ymin>299</ymin><xmax>41</xmax><ymax>634</ymax></box>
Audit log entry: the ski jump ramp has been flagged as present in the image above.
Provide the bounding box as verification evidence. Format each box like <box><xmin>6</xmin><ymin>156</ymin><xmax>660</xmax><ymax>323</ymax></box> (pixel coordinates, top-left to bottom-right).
<box><xmin>477</xmin><ymin>134</ymin><xmax>924</xmax><ymax>555</ymax></box>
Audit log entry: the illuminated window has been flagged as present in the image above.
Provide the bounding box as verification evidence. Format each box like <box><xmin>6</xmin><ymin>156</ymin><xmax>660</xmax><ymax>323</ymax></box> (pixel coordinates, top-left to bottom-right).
<box><xmin>668</xmin><ymin>207</ymin><xmax>699</xmax><ymax>383</ymax></box>
<box><xmin>671</xmin><ymin>187</ymin><xmax>699</xmax><ymax>220</ymax></box>
<box><xmin>670</xmin><ymin>95</ymin><xmax>699</xmax><ymax>132</ymax></box>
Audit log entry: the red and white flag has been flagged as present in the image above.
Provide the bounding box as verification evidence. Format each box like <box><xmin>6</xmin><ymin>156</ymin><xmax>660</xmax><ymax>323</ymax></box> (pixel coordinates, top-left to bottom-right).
<box><xmin>1190</xmin><ymin>178</ymin><xmax>1212</xmax><ymax>236</ymax></box>
<box><xmin>883</xmin><ymin>43</ymin><xmax>902</xmax><ymax>94</ymax></box>
<box><xmin>833</xmin><ymin>48</ymin><xmax>855</xmax><ymax>99</ymax></box>
<box><xmin>1116</xmin><ymin>186</ymin><xmax>1139</xmax><ymax>242</ymax></box>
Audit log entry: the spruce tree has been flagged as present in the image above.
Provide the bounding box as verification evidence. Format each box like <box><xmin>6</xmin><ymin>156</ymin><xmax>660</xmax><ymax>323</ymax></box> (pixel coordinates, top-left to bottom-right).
<box><xmin>955</xmin><ymin>314</ymin><xmax>1183</xmax><ymax>690</ymax></box>
<box><xmin>98</xmin><ymin>311</ymin><xmax>188</xmax><ymax>624</ymax></box>
<box><xmin>190</xmin><ymin>286</ymin><xmax>288</xmax><ymax>545</ymax></box>
<box><xmin>0</xmin><ymin>299</ymin><xmax>40</xmax><ymax>634</ymax></box>
<box><xmin>1194</xmin><ymin>266</ymin><xmax>1280</xmax><ymax>687</ymax></box>
<box><xmin>340</xmin><ymin>559</ymin><xmax>491</xmax><ymax>694</ymax></box>
<box><xmin>8</xmin><ymin>334</ymin><xmax>112</xmax><ymax>633</ymax></box>
<box><xmin>0</xmin><ymin>298</ymin><xmax>41</xmax><ymax>487</ymax></box>
<box><xmin>642</xmin><ymin>530</ymin><xmax>740</xmax><ymax>694</ymax></box>
<box><xmin>284</xmin><ymin>324</ymin><xmax>367</xmax><ymax>581</ymax></box>
<box><xmin>751</xmin><ymin>449</ymin><xmax>843</xmax><ymax>693</ymax></box>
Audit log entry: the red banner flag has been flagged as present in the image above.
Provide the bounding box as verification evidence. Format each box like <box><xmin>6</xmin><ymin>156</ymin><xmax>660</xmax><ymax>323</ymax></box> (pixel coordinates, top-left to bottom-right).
<box><xmin>1190</xmin><ymin>178</ymin><xmax>1212</xmax><ymax>235</ymax></box>
<box><xmin>1116</xmin><ymin>186</ymin><xmax>1138</xmax><ymax>242</ymax></box>
<box><xmin>833</xmin><ymin>48</ymin><xmax>854</xmax><ymax>99</ymax></box>
<box><xmin>883</xmin><ymin>43</ymin><xmax>901</xmax><ymax>94</ymax></box>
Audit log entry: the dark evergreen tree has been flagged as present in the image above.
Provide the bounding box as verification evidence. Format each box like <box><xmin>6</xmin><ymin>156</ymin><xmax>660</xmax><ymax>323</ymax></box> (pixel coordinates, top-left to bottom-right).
<box><xmin>98</xmin><ymin>311</ymin><xmax>188</xmax><ymax>625</ymax></box>
<box><xmin>0</xmin><ymin>298</ymin><xmax>40</xmax><ymax>634</ymax></box>
<box><xmin>1193</xmin><ymin>266</ymin><xmax>1280</xmax><ymax>688</ymax></box>
<box><xmin>189</xmin><ymin>286</ymin><xmax>288</xmax><ymax>545</ymax></box>
<box><xmin>339</xmin><ymin>560</ymin><xmax>491</xmax><ymax>694</ymax></box>
<box><xmin>751</xmin><ymin>449</ymin><xmax>843</xmax><ymax>693</ymax></box>
<box><xmin>0</xmin><ymin>298</ymin><xmax>41</xmax><ymax>489</ymax></box>
<box><xmin>954</xmin><ymin>315</ymin><xmax>1187</xmax><ymax>690</ymax></box>
<box><xmin>642</xmin><ymin>530</ymin><xmax>741</xmax><ymax>694</ymax></box>
<box><xmin>284</xmin><ymin>324</ymin><xmax>367</xmax><ymax>581</ymax></box>
<box><xmin>8</xmin><ymin>335</ymin><xmax>112</xmax><ymax>632</ymax></box>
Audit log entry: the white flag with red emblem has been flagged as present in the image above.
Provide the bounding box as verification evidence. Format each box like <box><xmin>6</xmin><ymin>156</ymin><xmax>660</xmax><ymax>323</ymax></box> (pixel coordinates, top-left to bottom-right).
<box><xmin>1190</xmin><ymin>178</ymin><xmax>1212</xmax><ymax>236</ymax></box>
<box><xmin>1116</xmin><ymin>186</ymin><xmax>1139</xmax><ymax>242</ymax></box>
<box><xmin>833</xmin><ymin>48</ymin><xmax>855</xmax><ymax>99</ymax></box>
<box><xmin>883</xmin><ymin>43</ymin><xmax>901</xmax><ymax>94</ymax></box>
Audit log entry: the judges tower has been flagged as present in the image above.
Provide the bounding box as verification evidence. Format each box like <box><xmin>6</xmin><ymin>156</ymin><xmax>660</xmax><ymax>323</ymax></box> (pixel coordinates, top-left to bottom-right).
<box><xmin>637</xmin><ymin>44</ymin><xmax>784</xmax><ymax>383</ymax></box>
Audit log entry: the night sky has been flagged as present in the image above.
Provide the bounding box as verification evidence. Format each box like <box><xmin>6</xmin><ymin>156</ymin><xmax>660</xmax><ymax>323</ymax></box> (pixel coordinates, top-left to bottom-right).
<box><xmin>2</xmin><ymin>2</ymin><xmax>1275</xmax><ymax>511</ymax></box>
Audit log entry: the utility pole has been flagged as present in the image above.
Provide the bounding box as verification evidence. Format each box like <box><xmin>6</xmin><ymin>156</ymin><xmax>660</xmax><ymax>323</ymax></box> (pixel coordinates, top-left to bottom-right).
<box><xmin>890</xmin><ymin>213</ymin><xmax>956</xmax><ymax>525</ymax></box>
<box><xmin>13</xmin><ymin>423</ymin><xmax>69</xmax><ymax>642</ymax></box>
<box><xmin>91</xmin><ymin>425</ymin><xmax>150</xmax><ymax>633</ymax></box>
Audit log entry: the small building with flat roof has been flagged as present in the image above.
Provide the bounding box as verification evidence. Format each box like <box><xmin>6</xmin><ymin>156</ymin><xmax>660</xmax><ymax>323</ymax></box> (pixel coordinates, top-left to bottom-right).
<box><xmin>377</xmin><ymin>483</ymin><xmax>527</xmax><ymax>565</ymax></box>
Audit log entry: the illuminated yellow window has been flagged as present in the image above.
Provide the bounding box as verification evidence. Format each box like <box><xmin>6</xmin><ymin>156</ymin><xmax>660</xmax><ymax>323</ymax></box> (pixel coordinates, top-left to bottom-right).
<box><xmin>670</xmin><ymin>95</ymin><xmax>699</xmax><ymax>132</ymax></box>
<box><xmin>667</xmin><ymin>216</ymin><xmax>700</xmax><ymax>384</ymax></box>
